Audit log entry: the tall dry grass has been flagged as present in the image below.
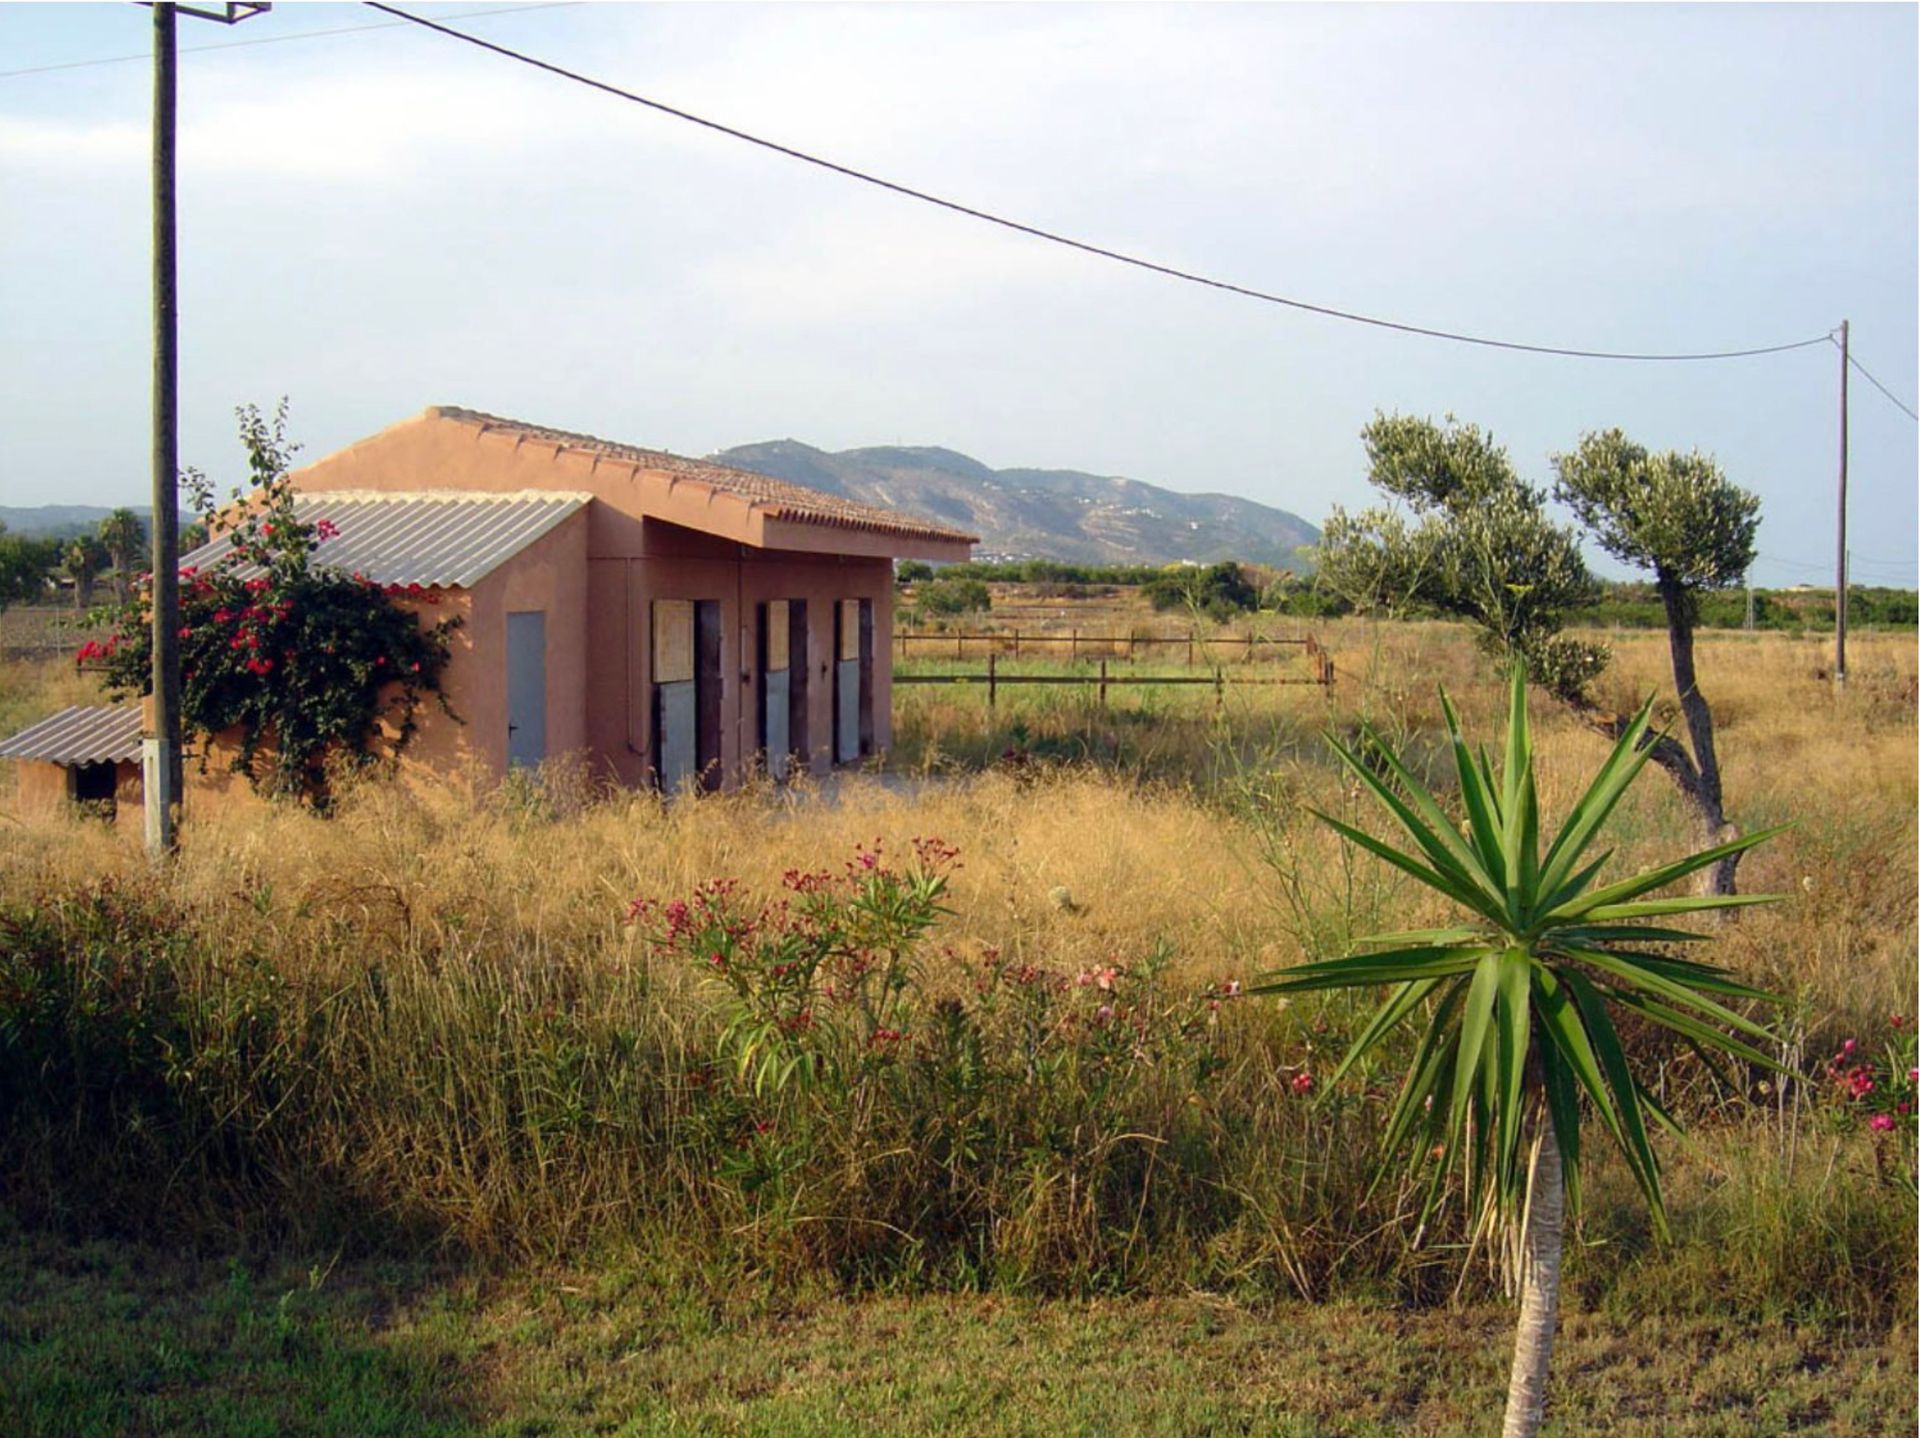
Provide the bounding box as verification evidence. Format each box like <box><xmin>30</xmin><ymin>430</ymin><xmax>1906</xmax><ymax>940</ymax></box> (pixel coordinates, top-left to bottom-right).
<box><xmin>0</xmin><ymin>624</ymin><xmax>1913</xmax><ymax>1324</ymax></box>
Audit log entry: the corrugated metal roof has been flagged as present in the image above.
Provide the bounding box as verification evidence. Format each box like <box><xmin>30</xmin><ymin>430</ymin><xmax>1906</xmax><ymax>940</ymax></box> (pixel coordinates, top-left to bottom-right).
<box><xmin>179</xmin><ymin>490</ymin><xmax>590</xmax><ymax>589</ymax></box>
<box><xmin>431</xmin><ymin>406</ymin><xmax>980</xmax><ymax>546</ymax></box>
<box><xmin>0</xmin><ymin>705</ymin><xmax>141</xmax><ymax>765</ymax></box>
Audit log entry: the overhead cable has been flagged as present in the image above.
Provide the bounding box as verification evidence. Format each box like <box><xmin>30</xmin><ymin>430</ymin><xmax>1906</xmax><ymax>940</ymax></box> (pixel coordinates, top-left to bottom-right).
<box><xmin>1843</xmin><ymin>349</ymin><xmax>1920</xmax><ymax>423</ymax></box>
<box><xmin>0</xmin><ymin>3</ymin><xmax>579</xmax><ymax>81</ymax></box>
<box><xmin>364</xmin><ymin>2</ymin><xmax>1835</xmax><ymax>366</ymax></box>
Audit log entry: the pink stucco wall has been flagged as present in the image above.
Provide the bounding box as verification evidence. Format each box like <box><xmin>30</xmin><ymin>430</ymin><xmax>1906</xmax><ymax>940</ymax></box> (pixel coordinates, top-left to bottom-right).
<box><xmin>281</xmin><ymin>409</ymin><xmax>916</xmax><ymax>789</ymax></box>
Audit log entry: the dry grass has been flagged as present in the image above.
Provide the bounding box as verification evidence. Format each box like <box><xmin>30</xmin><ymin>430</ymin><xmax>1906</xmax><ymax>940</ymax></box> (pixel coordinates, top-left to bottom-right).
<box><xmin>3</xmin><ymin>621</ymin><xmax>1913</xmax><ymax>1020</ymax></box>
<box><xmin>0</xmin><ymin>622</ymin><xmax>1912</xmax><ymax>1320</ymax></box>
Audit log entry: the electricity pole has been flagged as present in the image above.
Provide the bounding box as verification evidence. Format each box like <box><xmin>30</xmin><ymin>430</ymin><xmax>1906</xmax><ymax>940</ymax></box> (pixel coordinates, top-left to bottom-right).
<box><xmin>145</xmin><ymin>1</ymin><xmax>268</xmax><ymax>859</ymax></box>
<box><xmin>1834</xmin><ymin>318</ymin><xmax>1849</xmax><ymax>689</ymax></box>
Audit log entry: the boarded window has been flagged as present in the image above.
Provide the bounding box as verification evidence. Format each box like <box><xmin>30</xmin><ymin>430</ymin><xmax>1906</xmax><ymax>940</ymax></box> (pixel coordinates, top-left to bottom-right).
<box><xmin>653</xmin><ymin>599</ymin><xmax>722</xmax><ymax>793</ymax></box>
<box><xmin>758</xmin><ymin>600</ymin><xmax>794</xmax><ymax>781</ymax></box>
<box><xmin>833</xmin><ymin>598</ymin><xmax>874</xmax><ymax>764</ymax></box>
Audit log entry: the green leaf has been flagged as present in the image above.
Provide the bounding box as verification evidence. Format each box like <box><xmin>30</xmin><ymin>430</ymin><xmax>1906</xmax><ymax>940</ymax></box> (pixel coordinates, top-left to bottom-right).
<box><xmin>1529</xmin><ymin>848</ymin><xmax>1617</xmax><ymax>928</ymax></box>
<box><xmin>1308</xmin><ymin>810</ymin><xmax>1507</xmax><ymax>923</ymax></box>
<box><xmin>1576</xmin><ymin>893</ymin><xmax>1782</xmax><ymax>922</ymax></box>
<box><xmin>1536</xmin><ymin>692</ymin><xmax>1657</xmax><ymax>898</ymax></box>
<box><xmin>1380</xmin><ymin>981</ymin><xmax>1467</xmax><ymax>1162</ymax></box>
<box><xmin>1551</xmin><ymin>923</ymin><xmax>1711</xmax><ymax>945</ymax></box>
<box><xmin>1493</xmin><ymin>947</ymin><xmax>1533</xmax><ymax>1203</ymax></box>
<box><xmin>1562</xmin><ymin>945</ymin><xmax>1778</xmax><ymax>1043</ymax></box>
<box><xmin>1355</xmin><ymin>925</ymin><xmax>1489</xmax><ymax>948</ymax></box>
<box><xmin>1251</xmin><ymin>945</ymin><xmax>1492</xmax><ymax>994</ymax></box>
<box><xmin>1326</xmin><ymin>732</ymin><xmax>1504</xmax><ymax>906</ymax></box>
<box><xmin>1439</xmin><ymin>687</ymin><xmax>1507</xmax><ymax>882</ymax></box>
<box><xmin>1327</xmin><ymin>978</ymin><xmax>1441</xmax><ymax>1088</ymax></box>
<box><xmin>1544</xmin><ymin>823</ymin><xmax>1794</xmax><ymax>922</ymax></box>
<box><xmin>1531</xmin><ymin>964</ymin><xmax>1630</xmax><ymax>1159</ymax></box>
<box><xmin>1577</xmin><ymin>947</ymin><xmax>1778</xmax><ymax>1002</ymax></box>
<box><xmin>1448</xmin><ymin>952</ymin><xmax>1504</xmax><ymax>1152</ymax></box>
<box><xmin>1597</xmin><ymin>987</ymin><xmax>1785</xmax><ymax>1073</ymax></box>
<box><xmin>1563</xmin><ymin>968</ymin><xmax>1667</xmax><ymax>1237</ymax></box>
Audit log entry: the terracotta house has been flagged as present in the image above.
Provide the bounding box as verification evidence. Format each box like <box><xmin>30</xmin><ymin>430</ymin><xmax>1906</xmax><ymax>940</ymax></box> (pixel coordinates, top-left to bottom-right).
<box><xmin>1</xmin><ymin>406</ymin><xmax>974</xmax><ymax>816</ymax></box>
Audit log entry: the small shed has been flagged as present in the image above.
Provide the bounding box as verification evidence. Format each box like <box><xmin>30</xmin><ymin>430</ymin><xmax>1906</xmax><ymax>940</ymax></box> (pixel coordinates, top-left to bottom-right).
<box><xmin>1</xmin><ymin>406</ymin><xmax>976</xmax><ymax>811</ymax></box>
<box><xmin>0</xmin><ymin>704</ymin><xmax>142</xmax><ymax>827</ymax></box>
<box><xmin>226</xmin><ymin>405</ymin><xmax>978</xmax><ymax>792</ymax></box>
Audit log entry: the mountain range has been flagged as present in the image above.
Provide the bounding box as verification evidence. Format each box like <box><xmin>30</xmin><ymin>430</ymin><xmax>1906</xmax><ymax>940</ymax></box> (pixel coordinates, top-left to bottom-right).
<box><xmin>4</xmin><ymin>443</ymin><xmax>1321</xmax><ymax>568</ymax></box>
<box><xmin>709</xmin><ymin>441</ymin><xmax>1319</xmax><ymax>567</ymax></box>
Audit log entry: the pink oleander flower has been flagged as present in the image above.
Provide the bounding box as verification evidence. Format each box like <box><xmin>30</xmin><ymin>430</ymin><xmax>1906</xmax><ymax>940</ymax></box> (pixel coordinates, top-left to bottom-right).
<box><xmin>1870</xmin><ymin>1113</ymin><xmax>1896</xmax><ymax>1133</ymax></box>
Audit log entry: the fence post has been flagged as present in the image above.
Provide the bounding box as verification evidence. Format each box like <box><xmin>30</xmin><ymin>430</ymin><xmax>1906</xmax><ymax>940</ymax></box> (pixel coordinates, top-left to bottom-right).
<box><xmin>1071</xmin><ymin>628</ymin><xmax>1079</xmax><ymax>663</ymax></box>
<box><xmin>1186</xmin><ymin>630</ymin><xmax>1194</xmax><ymax>666</ymax></box>
<box><xmin>1215</xmin><ymin>665</ymin><xmax>1224</xmax><ymax>708</ymax></box>
<box><xmin>1245</xmin><ymin>631</ymin><xmax>1254</xmax><ymax>664</ymax></box>
<box><xmin>988</xmin><ymin>651</ymin><xmax>997</xmax><ymax>709</ymax></box>
<box><xmin>1099</xmin><ymin>658</ymin><xmax>1108</xmax><ymax>708</ymax></box>
<box><xmin>1013</xmin><ymin>630</ymin><xmax>1020</xmax><ymax>658</ymax></box>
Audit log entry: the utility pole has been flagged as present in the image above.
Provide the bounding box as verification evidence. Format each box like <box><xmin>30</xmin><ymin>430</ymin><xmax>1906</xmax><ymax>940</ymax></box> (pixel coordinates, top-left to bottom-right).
<box><xmin>1834</xmin><ymin>318</ymin><xmax>1849</xmax><ymax>689</ymax></box>
<box><xmin>145</xmin><ymin>2</ymin><xmax>268</xmax><ymax>859</ymax></box>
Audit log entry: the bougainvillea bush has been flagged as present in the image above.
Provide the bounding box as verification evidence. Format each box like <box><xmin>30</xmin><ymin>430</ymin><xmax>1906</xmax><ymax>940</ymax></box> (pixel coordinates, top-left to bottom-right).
<box><xmin>85</xmin><ymin>403</ymin><xmax>459</xmax><ymax>803</ymax></box>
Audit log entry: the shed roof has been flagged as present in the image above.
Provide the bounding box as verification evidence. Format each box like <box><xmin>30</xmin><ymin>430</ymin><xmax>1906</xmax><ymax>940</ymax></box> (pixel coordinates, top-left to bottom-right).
<box><xmin>180</xmin><ymin>490</ymin><xmax>589</xmax><ymax>589</ymax></box>
<box><xmin>431</xmin><ymin>406</ymin><xmax>978</xmax><ymax>547</ymax></box>
<box><xmin>0</xmin><ymin>705</ymin><xmax>141</xmax><ymax>765</ymax></box>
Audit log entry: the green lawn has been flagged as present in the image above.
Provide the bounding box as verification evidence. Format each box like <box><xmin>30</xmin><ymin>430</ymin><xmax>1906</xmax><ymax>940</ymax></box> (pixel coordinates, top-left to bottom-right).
<box><xmin>2</xmin><ymin>1226</ymin><xmax>1910</xmax><ymax>1437</ymax></box>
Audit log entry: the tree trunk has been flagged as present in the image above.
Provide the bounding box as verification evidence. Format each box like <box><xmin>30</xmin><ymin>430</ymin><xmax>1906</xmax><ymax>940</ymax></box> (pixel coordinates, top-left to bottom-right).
<box><xmin>1562</xmin><ymin>583</ymin><xmax>1741</xmax><ymax>901</ymax></box>
<box><xmin>1657</xmin><ymin>581</ymin><xmax>1739</xmax><ymax>895</ymax></box>
<box><xmin>1500</xmin><ymin>1120</ymin><xmax>1565</xmax><ymax>1438</ymax></box>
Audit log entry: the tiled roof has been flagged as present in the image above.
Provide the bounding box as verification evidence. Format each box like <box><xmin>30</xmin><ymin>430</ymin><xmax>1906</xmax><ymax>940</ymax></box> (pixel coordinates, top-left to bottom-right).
<box><xmin>180</xmin><ymin>491</ymin><xmax>590</xmax><ymax>589</ymax></box>
<box><xmin>0</xmin><ymin>705</ymin><xmax>141</xmax><ymax>765</ymax></box>
<box><xmin>431</xmin><ymin>406</ymin><xmax>978</xmax><ymax>545</ymax></box>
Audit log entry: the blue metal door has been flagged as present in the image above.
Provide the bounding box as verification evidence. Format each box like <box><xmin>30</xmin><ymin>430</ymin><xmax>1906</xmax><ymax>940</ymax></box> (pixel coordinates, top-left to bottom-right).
<box><xmin>506</xmin><ymin>610</ymin><xmax>546</xmax><ymax>770</ymax></box>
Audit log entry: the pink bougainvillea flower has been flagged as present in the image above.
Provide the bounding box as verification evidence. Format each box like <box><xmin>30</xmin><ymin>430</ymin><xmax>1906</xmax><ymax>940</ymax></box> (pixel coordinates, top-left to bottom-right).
<box><xmin>1870</xmin><ymin>1113</ymin><xmax>1896</xmax><ymax>1133</ymax></box>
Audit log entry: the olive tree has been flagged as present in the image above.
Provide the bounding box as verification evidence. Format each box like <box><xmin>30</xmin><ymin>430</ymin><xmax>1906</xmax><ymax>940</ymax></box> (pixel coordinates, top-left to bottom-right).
<box><xmin>1552</xmin><ymin>432</ymin><xmax>1759</xmax><ymax>894</ymax></box>
<box><xmin>1318</xmin><ymin>414</ymin><xmax>1606</xmax><ymax>701</ymax></box>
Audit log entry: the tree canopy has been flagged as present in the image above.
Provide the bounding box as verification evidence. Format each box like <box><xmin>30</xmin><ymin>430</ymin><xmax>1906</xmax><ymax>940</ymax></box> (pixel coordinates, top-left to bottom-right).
<box><xmin>1317</xmin><ymin>414</ymin><xmax>1604</xmax><ymax>701</ymax></box>
<box><xmin>1552</xmin><ymin>431</ymin><xmax>1759</xmax><ymax>599</ymax></box>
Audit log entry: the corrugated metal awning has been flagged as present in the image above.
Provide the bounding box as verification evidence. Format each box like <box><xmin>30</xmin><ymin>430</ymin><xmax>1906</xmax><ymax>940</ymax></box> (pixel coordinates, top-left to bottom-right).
<box><xmin>180</xmin><ymin>490</ymin><xmax>590</xmax><ymax>589</ymax></box>
<box><xmin>0</xmin><ymin>705</ymin><xmax>141</xmax><ymax>765</ymax></box>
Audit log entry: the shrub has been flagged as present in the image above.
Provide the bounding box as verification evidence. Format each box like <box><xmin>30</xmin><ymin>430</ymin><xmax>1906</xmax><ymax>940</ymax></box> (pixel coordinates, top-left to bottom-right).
<box><xmin>85</xmin><ymin>403</ymin><xmax>460</xmax><ymax>802</ymax></box>
<box><xmin>913</xmin><ymin>577</ymin><xmax>992</xmax><ymax>618</ymax></box>
<box><xmin>1143</xmin><ymin>562</ymin><xmax>1260</xmax><ymax>617</ymax></box>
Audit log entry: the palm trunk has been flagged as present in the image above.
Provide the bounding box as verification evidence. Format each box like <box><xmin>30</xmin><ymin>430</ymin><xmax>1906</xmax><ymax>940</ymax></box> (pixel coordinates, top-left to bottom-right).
<box><xmin>1500</xmin><ymin>1120</ymin><xmax>1565</xmax><ymax>1438</ymax></box>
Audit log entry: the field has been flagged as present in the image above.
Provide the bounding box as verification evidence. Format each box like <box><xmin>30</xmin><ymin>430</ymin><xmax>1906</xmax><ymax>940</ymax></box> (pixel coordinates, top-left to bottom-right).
<box><xmin>1</xmin><ymin>602</ymin><xmax>1915</xmax><ymax>1434</ymax></box>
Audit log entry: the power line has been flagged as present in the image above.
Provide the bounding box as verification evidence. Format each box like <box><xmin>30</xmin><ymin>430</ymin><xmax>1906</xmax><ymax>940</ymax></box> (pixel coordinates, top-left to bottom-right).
<box><xmin>1760</xmin><ymin>552</ymin><xmax>1917</xmax><ymax>576</ymax></box>
<box><xmin>0</xmin><ymin>3</ymin><xmax>579</xmax><ymax>81</ymax></box>
<box><xmin>1843</xmin><ymin>349</ymin><xmax>1920</xmax><ymax>422</ymax></box>
<box><xmin>365</xmin><ymin>2</ymin><xmax>1835</xmax><ymax>366</ymax></box>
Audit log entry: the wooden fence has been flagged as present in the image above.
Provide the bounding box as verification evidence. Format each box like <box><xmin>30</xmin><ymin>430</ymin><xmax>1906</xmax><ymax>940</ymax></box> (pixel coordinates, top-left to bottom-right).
<box><xmin>896</xmin><ymin>627</ymin><xmax>1317</xmax><ymax>666</ymax></box>
<box><xmin>894</xmin><ymin>645</ymin><xmax>1335</xmax><ymax>708</ymax></box>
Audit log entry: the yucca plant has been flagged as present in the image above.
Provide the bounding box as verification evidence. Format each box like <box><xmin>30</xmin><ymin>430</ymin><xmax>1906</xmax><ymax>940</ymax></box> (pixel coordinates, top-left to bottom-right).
<box><xmin>1256</xmin><ymin>667</ymin><xmax>1784</xmax><ymax>1438</ymax></box>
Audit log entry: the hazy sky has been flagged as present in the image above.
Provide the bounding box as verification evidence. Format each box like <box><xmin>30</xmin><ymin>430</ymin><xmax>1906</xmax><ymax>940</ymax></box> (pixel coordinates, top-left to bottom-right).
<box><xmin>2</xmin><ymin>1</ymin><xmax>1914</xmax><ymax>587</ymax></box>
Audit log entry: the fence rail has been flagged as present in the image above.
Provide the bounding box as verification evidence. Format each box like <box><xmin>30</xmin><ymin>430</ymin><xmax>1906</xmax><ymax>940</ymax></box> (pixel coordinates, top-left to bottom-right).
<box><xmin>896</xmin><ymin>627</ymin><xmax>1317</xmax><ymax>665</ymax></box>
<box><xmin>895</xmin><ymin>650</ymin><xmax>1334</xmax><ymax>707</ymax></box>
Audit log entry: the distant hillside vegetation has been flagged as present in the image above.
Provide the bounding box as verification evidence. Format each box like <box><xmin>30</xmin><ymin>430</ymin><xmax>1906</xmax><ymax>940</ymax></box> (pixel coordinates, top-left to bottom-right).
<box><xmin>710</xmin><ymin>440</ymin><xmax>1320</xmax><ymax>568</ymax></box>
<box><xmin>0</xmin><ymin>505</ymin><xmax>152</xmax><ymax>541</ymax></box>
